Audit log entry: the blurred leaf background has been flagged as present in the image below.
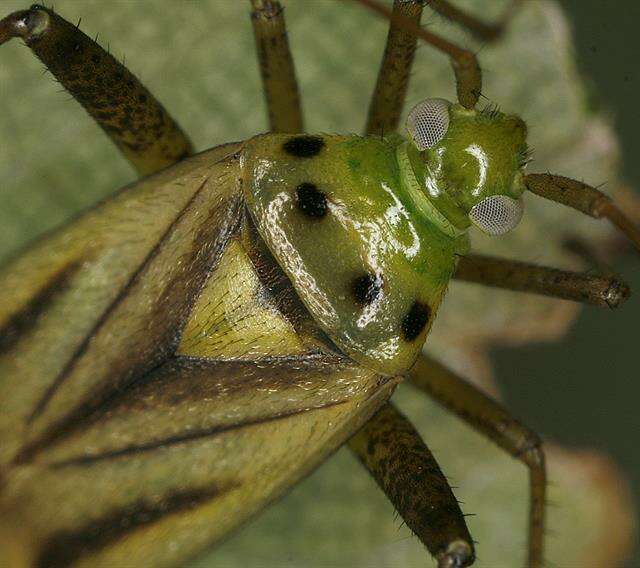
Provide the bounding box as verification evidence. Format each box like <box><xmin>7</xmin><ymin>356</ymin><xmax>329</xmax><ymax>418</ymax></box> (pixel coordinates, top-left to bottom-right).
<box><xmin>0</xmin><ymin>1</ymin><xmax>638</xmax><ymax>566</ymax></box>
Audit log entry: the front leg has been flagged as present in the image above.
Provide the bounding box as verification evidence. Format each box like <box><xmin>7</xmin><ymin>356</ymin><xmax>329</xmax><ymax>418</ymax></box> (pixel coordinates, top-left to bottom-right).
<box><xmin>352</xmin><ymin>0</ymin><xmax>482</xmax><ymax>109</ymax></box>
<box><xmin>429</xmin><ymin>0</ymin><xmax>523</xmax><ymax>43</ymax></box>
<box><xmin>364</xmin><ymin>0</ymin><xmax>424</xmax><ymax>136</ymax></box>
<box><xmin>349</xmin><ymin>401</ymin><xmax>475</xmax><ymax>568</ymax></box>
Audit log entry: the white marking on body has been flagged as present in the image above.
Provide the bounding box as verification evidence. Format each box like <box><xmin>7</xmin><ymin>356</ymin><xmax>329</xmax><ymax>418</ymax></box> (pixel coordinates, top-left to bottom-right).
<box><xmin>263</xmin><ymin>192</ymin><xmax>338</xmax><ymax>325</ymax></box>
<box><xmin>466</xmin><ymin>143</ymin><xmax>488</xmax><ymax>196</ymax></box>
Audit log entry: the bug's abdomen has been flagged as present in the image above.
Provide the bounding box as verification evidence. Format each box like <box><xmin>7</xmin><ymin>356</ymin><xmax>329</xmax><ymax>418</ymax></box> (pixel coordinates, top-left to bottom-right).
<box><xmin>242</xmin><ymin>133</ymin><xmax>459</xmax><ymax>376</ymax></box>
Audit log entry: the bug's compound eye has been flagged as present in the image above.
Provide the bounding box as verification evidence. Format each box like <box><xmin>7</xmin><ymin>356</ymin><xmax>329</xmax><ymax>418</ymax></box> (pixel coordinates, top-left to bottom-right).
<box><xmin>406</xmin><ymin>98</ymin><xmax>451</xmax><ymax>150</ymax></box>
<box><xmin>469</xmin><ymin>195</ymin><xmax>524</xmax><ymax>235</ymax></box>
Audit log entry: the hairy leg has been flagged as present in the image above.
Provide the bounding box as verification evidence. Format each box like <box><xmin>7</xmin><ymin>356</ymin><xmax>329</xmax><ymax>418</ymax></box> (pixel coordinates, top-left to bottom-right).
<box><xmin>454</xmin><ymin>253</ymin><xmax>630</xmax><ymax>308</ymax></box>
<box><xmin>250</xmin><ymin>0</ymin><xmax>303</xmax><ymax>133</ymax></box>
<box><xmin>349</xmin><ymin>401</ymin><xmax>475</xmax><ymax>568</ymax></box>
<box><xmin>0</xmin><ymin>6</ymin><xmax>192</xmax><ymax>176</ymax></box>
<box><xmin>408</xmin><ymin>354</ymin><xmax>546</xmax><ymax>568</ymax></box>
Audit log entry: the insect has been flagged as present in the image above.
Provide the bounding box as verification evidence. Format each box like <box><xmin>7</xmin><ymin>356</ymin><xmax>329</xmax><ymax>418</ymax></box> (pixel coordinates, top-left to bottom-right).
<box><xmin>0</xmin><ymin>1</ymin><xmax>638</xmax><ymax>567</ymax></box>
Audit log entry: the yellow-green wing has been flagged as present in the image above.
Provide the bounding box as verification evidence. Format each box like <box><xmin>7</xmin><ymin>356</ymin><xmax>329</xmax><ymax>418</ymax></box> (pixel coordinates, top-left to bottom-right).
<box><xmin>0</xmin><ymin>142</ymin><xmax>243</xmax><ymax>462</ymax></box>
<box><xmin>1</xmin><ymin>358</ymin><xmax>392</xmax><ymax>567</ymax></box>
<box><xmin>0</xmin><ymin>142</ymin><xmax>394</xmax><ymax>566</ymax></box>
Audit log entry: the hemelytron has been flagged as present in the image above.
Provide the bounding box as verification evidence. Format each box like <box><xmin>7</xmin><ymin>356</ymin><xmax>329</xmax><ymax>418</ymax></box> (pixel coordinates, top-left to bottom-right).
<box><xmin>0</xmin><ymin>2</ymin><xmax>638</xmax><ymax>568</ymax></box>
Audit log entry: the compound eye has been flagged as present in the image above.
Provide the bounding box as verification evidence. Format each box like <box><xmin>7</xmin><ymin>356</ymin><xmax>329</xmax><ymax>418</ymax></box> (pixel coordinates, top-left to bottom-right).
<box><xmin>406</xmin><ymin>98</ymin><xmax>451</xmax><ymax>150</ymax></box>
<box><xmin>469</xmin><ymin>195</ymin><xmax>524</xmax><ymax>235</ymax></box>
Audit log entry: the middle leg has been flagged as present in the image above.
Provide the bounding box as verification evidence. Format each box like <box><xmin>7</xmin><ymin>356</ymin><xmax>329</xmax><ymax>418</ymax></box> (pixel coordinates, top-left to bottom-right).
<box><xmin>349</xmin><ymin>401</ymin><xmax>475</xmax><ymax>568</ymax></box>
<box><xmin>408</xmin><ymin>354</ymin><xmax>546</xmax><ymax>568</ymax></box>
<box><xmin>454</xmin><ymin>253</ymin><xmax>631</xmax><ymax>308</ymax></box>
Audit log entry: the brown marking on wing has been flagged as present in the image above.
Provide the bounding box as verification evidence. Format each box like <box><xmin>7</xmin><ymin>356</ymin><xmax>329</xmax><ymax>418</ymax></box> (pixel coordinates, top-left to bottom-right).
<box><xmin>0</xmin><ymin>259</ymin><xmax>83</xmax><ymax>355</ymax></box>
<box><xmin>242</xmin><ymin>210</ymin><xmax>342</xmax><ymax>352</ymax></box>
<box><xmin>15</xmin><ymin>186</ymin><xmax>241</xmax><ymax>463</ymax></box>
<box><xmin>19</xmin><ymin>178</ymin><xmax>243</xmax><ymax>464</ymax></box>
<box><xmin>49</xmin><ymin>399</ymin><xmax>349</xmax><ymax>468</ymax></box>
<box><xmin>35</xmin><ymin>485</ymin><xmax>231</xmax><ymax>568</ymax></box>
<box><xmin>28</xmin><ymin>175</ymin><xmax>236</xmax><ymax>424</ymax></box>
<box><xmin>15</xmin><ymin>354</ymin><xmax>357</xmax><ymax>466</ymax></box>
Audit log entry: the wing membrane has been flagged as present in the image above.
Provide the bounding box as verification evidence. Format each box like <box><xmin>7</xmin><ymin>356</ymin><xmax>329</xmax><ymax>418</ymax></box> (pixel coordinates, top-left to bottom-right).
<box><xmin>2</xmin><ymin>357</ymin><xmax>393</xmax><ymax>567</ymax></box>
<box><xmin>0</xmin><ymin>144</ymin><xmax>242</xmax><ymax>463</ymax></box>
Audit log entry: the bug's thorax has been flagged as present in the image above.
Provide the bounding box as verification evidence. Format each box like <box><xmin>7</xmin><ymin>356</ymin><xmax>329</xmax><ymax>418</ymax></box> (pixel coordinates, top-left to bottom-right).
<box><xmin>241</xmin><ymin>133</ymin><xmax>461</xmax><ymax>376</ymax></box>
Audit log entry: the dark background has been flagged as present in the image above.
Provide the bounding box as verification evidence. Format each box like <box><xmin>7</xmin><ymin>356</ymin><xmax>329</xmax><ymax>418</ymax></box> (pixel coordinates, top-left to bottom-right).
<box><xmin>497</xmin><ymin>1</ymin><xmax>640</xmax><ymax>564</ymax></box>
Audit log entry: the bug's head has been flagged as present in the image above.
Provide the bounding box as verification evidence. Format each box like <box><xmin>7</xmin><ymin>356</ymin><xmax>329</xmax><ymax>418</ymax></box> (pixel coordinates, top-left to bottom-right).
<box><xmin>404</xmin><ymin>98</ymin><xmax>529</xmax><ymax>236</ymax></box>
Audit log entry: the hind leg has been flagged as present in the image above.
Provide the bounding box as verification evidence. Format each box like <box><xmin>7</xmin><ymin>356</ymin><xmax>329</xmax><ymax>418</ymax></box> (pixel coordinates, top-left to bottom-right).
<box><xmin>0</xmin><ymin>5</ymin><xmax>192</xmax><ymax>176</ymax></box>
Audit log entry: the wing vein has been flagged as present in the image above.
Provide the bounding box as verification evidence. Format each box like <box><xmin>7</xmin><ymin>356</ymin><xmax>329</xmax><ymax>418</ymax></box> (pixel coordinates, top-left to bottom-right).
<box><xmin>27</xmin><ymin>176</ymin><xmax>212</xmax><ymax>424</ymax></box>
<box><xmin>49</xmin><ymin>398</ymin><xmax>349</xmax><ymax>469</ymax></box>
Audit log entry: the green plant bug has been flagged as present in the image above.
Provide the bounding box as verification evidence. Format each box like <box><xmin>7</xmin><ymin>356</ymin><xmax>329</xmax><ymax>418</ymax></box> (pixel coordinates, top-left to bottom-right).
<box><xmin>0</xmin><ymin>2</ymin><xmax>638</xmax><ymax>567</ymax></box>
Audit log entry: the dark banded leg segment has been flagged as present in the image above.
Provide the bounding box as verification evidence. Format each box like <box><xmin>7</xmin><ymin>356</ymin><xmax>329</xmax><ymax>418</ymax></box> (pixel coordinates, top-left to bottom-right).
<box><xmin>349</xmin><ymin>402</ymin><xmax>475</xmax><ymax>568</ymax></box>
<box><xmin>454</xmin><ymin>253</ymin><xmax>631</xmax><ymax>308</ymax></box>
<box><xmin>0</xmin><ymin>5</ymin><xmax>192</xmax><ymax>176</ymax></box>
<box><xmin>429</xmin><ymin>0</ymin><xmax>523</xmax><ymax>43</ymax></box>
<box><xmin>351</xmin><ymin>0</ymin><xmax>482</xmax><ymax>109</ymax></box>
<box><xmin>409</xmin><ymin>354</ymin><xmax>546</xmax><ymax>568</ymax></box>
<box><xmin>250</xmin><ymin>0</ymin><xmax>303</xmax><ymax>133</ymax></box>
<box><xmin>365</xmin><ymin>0</ymin><xmax>424</xmax><ymax>136</ymax></box>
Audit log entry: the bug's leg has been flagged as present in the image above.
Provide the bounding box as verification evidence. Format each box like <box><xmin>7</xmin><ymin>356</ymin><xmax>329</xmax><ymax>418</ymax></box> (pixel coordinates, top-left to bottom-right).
<box><xmin>429</xmin><ymin>0</ymin><xmax>523</xmax><ymax>43</ymax></box>
<box><xmin>250</xmin><ymin>0</ymin><xmax>303</xmax><ymax>133</ymax></box>
<box><xmin>454</xmin><ymin>253</ymin><xmax>631</xmax><ymax>308</ymax></box>
<box><xmin>349</xmin><ymin>401</ymin><xmax>475</xmax><ymax>568</ymax></box>
<box><xmin>0</xmin><ymin>5</ymin><xmax>192</xmax><ymax>176</ymax></box>
<box><xmin>365</xmin><ymin>0</ymin><xmax>424</xmax><ymax>136</ymax></box>
<box><xmin>351</xmin><ymin>0</ymin><xmax>482</xmax><ymax>109</ymax></box>
<box><xmin>525</xmin><ymin>173</ymin><xmax>640</xmax><ymax>251</ymax></box>
<box><xmin>408</xmin><ymin>354</ymin><xmax>546</xmax><ymax>568</ymax></box>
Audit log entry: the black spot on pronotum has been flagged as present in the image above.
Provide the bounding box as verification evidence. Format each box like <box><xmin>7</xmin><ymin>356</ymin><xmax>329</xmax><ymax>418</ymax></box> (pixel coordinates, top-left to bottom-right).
<box><xmin>283</xmin><ymin>135</ymin><xmax>325</xmax><ymax>158</ymax></box>
<box><xmin>295</xmin><ymin>182</ymin><xmax>327</xmax><ymax>219</ymax></box>
<box><xmin>401</xmin><ymin>301</ymin><xmax>431</xmax><ymax>341</ymax></box>
<box><xmin>352</xmin><ymin>273</ymin><xmax>382</xmax><ymax>306</ymax></box>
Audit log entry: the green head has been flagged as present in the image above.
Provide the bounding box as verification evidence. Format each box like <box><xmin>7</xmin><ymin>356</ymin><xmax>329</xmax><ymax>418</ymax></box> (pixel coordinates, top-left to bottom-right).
<box><xmin>399</xmin><ymin>98</ymin><xmax>530</xmax><ymax>237</ymax></box>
